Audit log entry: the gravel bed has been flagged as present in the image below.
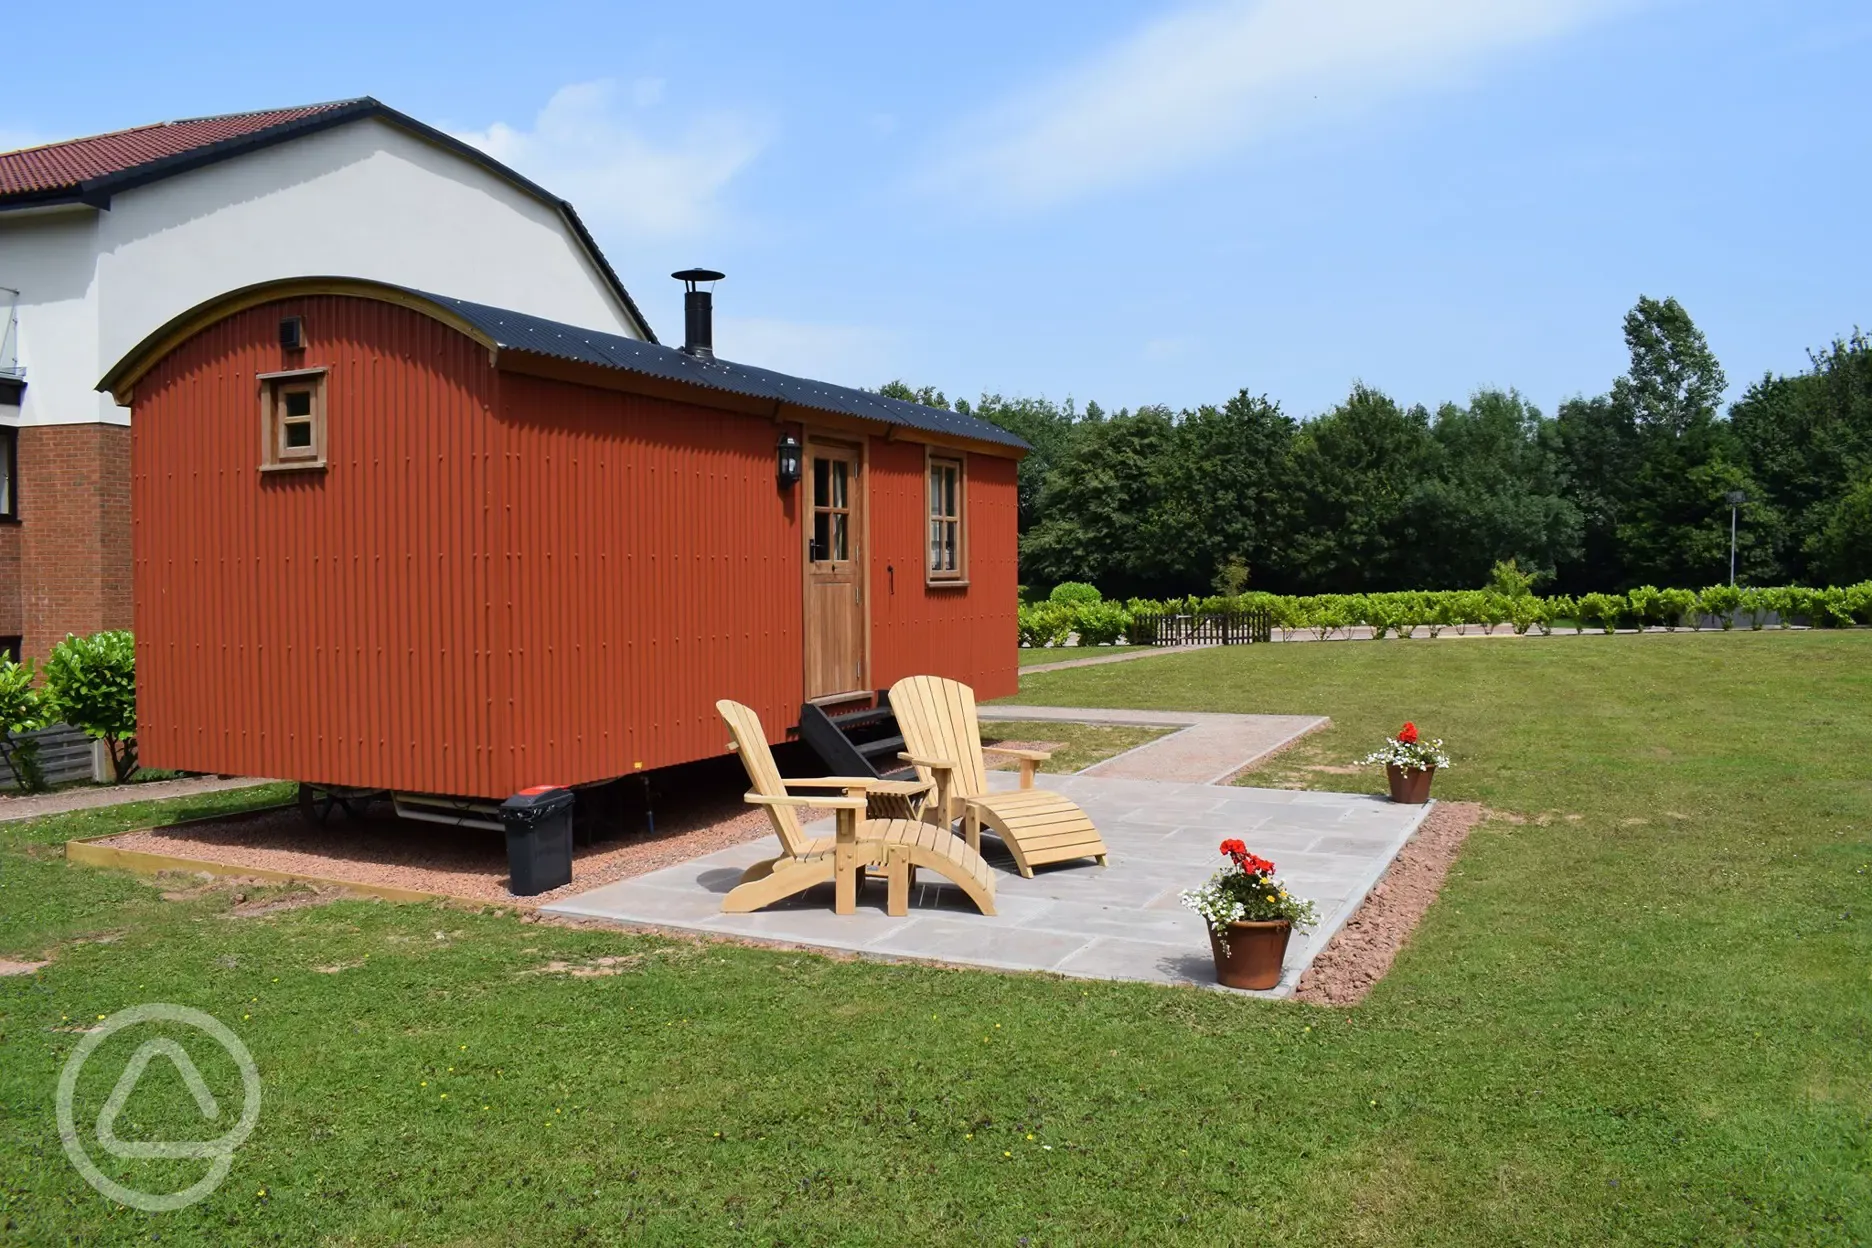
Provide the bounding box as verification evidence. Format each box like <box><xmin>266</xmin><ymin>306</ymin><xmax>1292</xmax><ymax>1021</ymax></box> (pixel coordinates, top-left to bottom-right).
<box><xmin>1291</xmin><ymin>801</ymin><xmax>1485</xmax><ymax>1005</ymax></box>
<box><xmin>94</xmin><ymin>790</ymin><xmax>828</xmax><ymax>908</ymax></box>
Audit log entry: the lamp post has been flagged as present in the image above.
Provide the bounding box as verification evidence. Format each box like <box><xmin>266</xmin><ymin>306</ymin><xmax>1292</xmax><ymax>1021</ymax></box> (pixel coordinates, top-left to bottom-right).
<box><xmin>1725</xmin><ymin>490</ymin><xmax>1747</xmax><ymax>585</ymax></box>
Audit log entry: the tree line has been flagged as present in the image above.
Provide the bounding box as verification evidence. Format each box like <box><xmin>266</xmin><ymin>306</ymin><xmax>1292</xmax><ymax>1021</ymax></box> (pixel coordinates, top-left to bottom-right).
<box><xmin>881</xmin><ymin>296</ymin><xmax>1872</xmax><ymax>597</ymax></box>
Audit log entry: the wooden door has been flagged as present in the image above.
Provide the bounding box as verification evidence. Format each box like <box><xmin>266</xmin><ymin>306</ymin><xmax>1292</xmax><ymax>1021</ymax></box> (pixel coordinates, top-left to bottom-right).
<box><xmin>803</xmin><ymin>440</ymin><xmax>867</xmax><ymax>700</ymax></box>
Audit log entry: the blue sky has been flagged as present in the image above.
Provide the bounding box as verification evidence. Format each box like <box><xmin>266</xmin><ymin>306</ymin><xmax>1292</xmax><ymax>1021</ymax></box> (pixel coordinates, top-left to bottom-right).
<box><xmin>8</xmin><ymin>0</ymin><xmax>1870</xmax><ymax>419</ymax></box>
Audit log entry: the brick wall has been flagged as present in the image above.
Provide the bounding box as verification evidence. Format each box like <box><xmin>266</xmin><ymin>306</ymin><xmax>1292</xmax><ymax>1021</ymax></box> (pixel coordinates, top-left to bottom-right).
<box><xmin>15</xmin><ymin>424</ymin><xmax>131</xmax><ymax>660</ymax></box>
<box><xmin>0</xmin><ymin>509</ymin><xmax>19</xmax><ymax>639</ymax></box>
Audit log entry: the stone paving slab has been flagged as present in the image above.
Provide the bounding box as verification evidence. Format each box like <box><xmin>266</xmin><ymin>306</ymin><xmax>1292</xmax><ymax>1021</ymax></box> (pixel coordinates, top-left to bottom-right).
<box><xmin>977</xmin><ymin>705</ymin><xmax>1328</xmax><ymax>784</ymax></box>
<box><xmin>544</xmin><ymin>771</ymin><xmax>1430</xmax><ymax>997</ymax></box>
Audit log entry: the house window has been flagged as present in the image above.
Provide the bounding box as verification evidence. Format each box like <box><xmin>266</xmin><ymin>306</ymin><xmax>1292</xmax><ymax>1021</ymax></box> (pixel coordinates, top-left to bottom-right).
<box><xmin>0</xmin><ymin>426</ymin><xmax>15</xmax><ymax>520</ymax></box>
<box><xmin>258</xmin><ymin>368</ymin><xmax>327</xmax><ymax>471</ymax></box>
<box><xmin>0</xmin><ymin>636</ymin><xmax>19</xmax><ymax>664</ymax></box>
<box><xmin>927</xmin><ymin>453</ymin><xmax>964</xmax><ymax>581</ymax></box>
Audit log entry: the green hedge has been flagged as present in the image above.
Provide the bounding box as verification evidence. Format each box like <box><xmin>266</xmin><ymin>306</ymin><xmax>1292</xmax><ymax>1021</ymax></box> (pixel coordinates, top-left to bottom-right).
<box><xmin>1016</xmin><ymin>583</ymin><xmax>1872</xmax><ymax>647</ymax></box>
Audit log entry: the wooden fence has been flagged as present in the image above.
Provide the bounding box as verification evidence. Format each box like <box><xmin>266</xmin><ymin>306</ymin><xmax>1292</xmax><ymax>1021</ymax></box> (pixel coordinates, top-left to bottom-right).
<box><xmin>1130</xmin><ymin>607</ymin><xmax>1273</xmax><ymax>647</ymax></box>
<box><xmin>0</xmin><ymin>724</ymin><xmax>101</xmax><ymax>791</ymax></box>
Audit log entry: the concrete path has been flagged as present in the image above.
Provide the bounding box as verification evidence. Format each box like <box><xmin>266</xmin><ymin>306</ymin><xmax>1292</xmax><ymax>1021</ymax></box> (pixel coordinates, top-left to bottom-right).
<box><xmin>1020</xmin><ymin>645</ymin><xmax>1219</xmax><ymax>674</ymax></box>
<box><xmin>545</xmin><ymin>771</ymin><xmax>1429</xmax><ymax>996</ymax></box>
<box><xmin>0</xmin><ymin>775</ymin><xmax>277</xmax><ymax>824</ymax></box>
<box><xmin>978</xmin><ymin>705</ymin><xmax>1328</xmax><ymax>785</ymax></box>
<box><xmin>1014</xmin><ymin>632</ymin><xmax>1555</xmax><ymax>675</ymax></box>
<box><xmin>1022</xmin><ymin>623</ymin><xmax>1816</xmax><ymax>664</ymax></box>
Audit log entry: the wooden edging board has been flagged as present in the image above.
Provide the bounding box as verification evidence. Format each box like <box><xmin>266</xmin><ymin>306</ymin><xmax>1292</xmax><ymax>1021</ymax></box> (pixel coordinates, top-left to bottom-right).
<box><xmin>64</xmin><ymin>805</ymin><xmax>446</xmax><ymax>905</ymax></box>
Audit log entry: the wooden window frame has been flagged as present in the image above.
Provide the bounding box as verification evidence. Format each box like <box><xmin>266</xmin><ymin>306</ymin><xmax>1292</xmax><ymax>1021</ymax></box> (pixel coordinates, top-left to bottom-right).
<box><xmin>808</xmin><ymin>446</ymin><xmax>858</xmax><ymax>567</ymax></box>
<box><xmin>926</xmin><ymin>448</ymin><xmax>967</xmax><ymax>586</ymax></box>
<box><xmin>0</xmin><ymin>425</ymin><xmax>16</xmax><ymax>521</ymax></box>
<box><xmin>258</xmin><ymin>367</ymin><xmax>328</xmax><ymax>473</ymax></box>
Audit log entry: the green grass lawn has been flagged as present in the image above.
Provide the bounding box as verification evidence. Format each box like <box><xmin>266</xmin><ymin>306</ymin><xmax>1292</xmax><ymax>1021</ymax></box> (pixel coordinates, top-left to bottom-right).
<box><xmin>4</xmin><ymin>633</ymin><xmax>1870</xmax><ymax>1245</ymax></box>
<box><xmin>979</xmin><ymin>719</ymin><xmax>1171</xmax><ymax>773</ymax></box>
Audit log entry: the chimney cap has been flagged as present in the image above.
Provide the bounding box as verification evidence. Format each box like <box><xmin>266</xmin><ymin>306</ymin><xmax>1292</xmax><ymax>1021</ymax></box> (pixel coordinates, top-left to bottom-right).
<box><xmin>672</xmin><ymin>268</ymin><xmax>725</xmax><ymax>289</ymax></box>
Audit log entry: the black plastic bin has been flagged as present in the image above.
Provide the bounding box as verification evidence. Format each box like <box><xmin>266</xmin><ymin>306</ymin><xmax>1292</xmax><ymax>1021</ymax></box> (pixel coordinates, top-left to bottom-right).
<box><xmin>501</xmin><ymin>786</ymin><xmax>575</xmax><ymax>896</ymax></box>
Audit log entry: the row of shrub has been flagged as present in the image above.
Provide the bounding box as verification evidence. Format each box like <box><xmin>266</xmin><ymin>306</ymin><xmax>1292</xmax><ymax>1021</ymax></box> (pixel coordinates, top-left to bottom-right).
<box><xmin>1018</xmin><ymin>581</ymin><xmax>1872</xmax><ymax>646</ymax></box>
<box><xmin>0</xmin><ymin>630</ymin><xmax>139</xmax><ymax>792</ymax></box>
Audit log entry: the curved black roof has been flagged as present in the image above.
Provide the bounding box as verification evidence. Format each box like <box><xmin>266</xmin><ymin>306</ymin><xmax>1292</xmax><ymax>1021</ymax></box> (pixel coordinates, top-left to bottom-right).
<box><xmin>422</xmin><ymin>291</ymin><xmax>1029</xmax><ymax>452</ymax></box>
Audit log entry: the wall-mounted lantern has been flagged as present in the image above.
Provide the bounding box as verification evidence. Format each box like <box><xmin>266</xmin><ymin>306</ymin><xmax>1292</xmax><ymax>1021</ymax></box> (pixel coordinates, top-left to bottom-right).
<box><xmin>776</xmin><ymin>433</ymin><xmax>802</xmax><ymax>488</ymax></box>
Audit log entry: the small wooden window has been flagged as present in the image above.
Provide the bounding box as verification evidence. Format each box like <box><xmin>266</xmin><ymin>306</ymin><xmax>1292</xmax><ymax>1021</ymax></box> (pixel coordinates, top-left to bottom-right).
<box><xmin>259</xmin><ymin>369</ymin><xmax>327</xmax><ymax>472</ymax></box>
<box><xmin>927</xmin><ymin>453</ymin><xmax>965</xmax><ymax>582</ymax></box>
<box><xmin>810</xmin><ymin>454</ymin><xmax>853</xmax><ymax>563</ymax></box>
<box><xmin>0</xmin><ymin>426</ymin><xmax>16</xmax><ymax>520</ymax></box>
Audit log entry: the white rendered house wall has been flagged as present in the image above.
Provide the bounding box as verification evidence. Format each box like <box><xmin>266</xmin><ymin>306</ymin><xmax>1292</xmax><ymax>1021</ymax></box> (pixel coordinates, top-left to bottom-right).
<box><xmin>0</xmin><ymin>115</ymin><xmax>644</xmax><ymax>427</ymax></box>
<box><xmin>0</xmin><ymin>209</ymin><xmax>102</xmax><ymax>423</ymax></box>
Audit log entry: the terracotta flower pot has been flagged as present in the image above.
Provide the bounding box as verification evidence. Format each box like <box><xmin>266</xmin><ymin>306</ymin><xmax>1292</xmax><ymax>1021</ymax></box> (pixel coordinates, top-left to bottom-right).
<box><xmin>1208</xmin><ymin>919</ymin><xmax>1292</xmax><ymax>990</ymax></box>
<box><xmin>1386</xmin><ymin>763</ymin><xmax>1435</xmax><ymax>804</ymax></box>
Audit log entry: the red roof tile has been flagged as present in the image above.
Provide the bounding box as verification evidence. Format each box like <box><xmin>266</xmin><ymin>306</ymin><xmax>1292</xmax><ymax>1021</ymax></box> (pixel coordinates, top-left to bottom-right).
<box><xmin>0</xmin><ymin>101</ymin><xmax>363</xmax><ymax>198</ymax></box>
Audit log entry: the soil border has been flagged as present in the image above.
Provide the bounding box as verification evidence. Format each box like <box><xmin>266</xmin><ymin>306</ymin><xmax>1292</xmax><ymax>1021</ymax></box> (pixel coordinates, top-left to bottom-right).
<box><xmin>1290</xmin><ymin>800</ymin><xmax>1485</xmax><ymax>1005</ymax></box>
<box><xmin>65</xmin><ymin>806</ymin><xmax>448</xmax><ymax>905</ymax></box>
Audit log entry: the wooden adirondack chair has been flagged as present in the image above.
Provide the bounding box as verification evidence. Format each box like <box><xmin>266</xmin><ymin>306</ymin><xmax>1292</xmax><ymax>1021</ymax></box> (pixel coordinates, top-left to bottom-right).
<box><xmin>716</xmin><ymin>699</ymin><xmax>996</xmax><ymax>916</ymax></box>
<box><xmin>888</xmin><ymin>675</ymin><xmax>1109</xmax><ymax>878</ymax></box>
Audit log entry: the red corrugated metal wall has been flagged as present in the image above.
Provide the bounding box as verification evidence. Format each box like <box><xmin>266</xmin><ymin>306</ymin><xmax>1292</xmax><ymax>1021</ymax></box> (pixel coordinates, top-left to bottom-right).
<box><xmin>132</xmin><ymin>293</ymin><xmax>1016</xmax><ymax>798</ymax></box>
<box><xmin>133</xmin><ymin>296</ymin><xmax>502</xmax><ymax>794</ymax></box>
<box><xmin>489</xmin><ymin>373</ymin><xmax>800</xmax><ymax>792</ymax></box>
<box><xmin>867</xmin><ymin>438</ymin><xmax>1019</xmax><ymax>699</ymax></box>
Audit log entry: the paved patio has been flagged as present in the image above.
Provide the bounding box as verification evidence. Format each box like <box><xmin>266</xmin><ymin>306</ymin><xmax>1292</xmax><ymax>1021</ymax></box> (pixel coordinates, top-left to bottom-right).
<box><xmin>544</xmin><ymin>770</ymin><xmax>1431</xmax><ymax>996</ymax></box>
<box><xmin>977</xmin><ymin>705</ymin><xmax>1327</xmax><ymax>784</ymax></box>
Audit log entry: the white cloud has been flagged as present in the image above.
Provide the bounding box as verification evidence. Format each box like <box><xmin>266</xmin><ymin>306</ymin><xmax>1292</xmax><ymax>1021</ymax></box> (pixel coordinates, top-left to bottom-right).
<box><xmin>715</xmin><ymin>316</ymin><xmax>900</xmax><ymax>387</ymax></box>
<box><xmin>452</xmin><ymin>81</ymin><xmax>766</xmax><ymax>237</ymax></box>
<box><xmin>921</xmin><ymin>0</ymin><xmax>1633</xmax><ymax>208</ymax></box>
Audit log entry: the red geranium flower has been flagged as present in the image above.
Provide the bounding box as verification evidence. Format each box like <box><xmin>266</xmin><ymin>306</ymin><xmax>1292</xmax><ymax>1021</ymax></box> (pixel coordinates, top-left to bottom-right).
<box><xmin>1397</xmin><ymin>721</ymin><xmax>1419</xmax><ymax>744</ymax></box>
<box><xmin>1221</xmin><ymin>840</ymin><xmax>1277</xmax><ymax>876</ymax></box>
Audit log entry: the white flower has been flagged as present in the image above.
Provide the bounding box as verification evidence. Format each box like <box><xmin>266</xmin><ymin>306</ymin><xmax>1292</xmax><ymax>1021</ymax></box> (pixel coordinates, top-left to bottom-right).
<box><xmin>1356</xmin><ymin>737</ymin><xmax>1451</xmax><ymax>772</ymax></box>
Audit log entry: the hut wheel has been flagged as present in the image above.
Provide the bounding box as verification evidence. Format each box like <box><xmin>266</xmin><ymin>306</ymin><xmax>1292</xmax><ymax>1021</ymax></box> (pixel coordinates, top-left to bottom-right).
<box><xmin>297</xmin><ymin>783</ymin><xmax>367</xmax><ymax>826</ymax></box>
<box><xmin>297</xmin><ymin>783</ymin><xmax>338</xmax><ymax>826</ymax></box>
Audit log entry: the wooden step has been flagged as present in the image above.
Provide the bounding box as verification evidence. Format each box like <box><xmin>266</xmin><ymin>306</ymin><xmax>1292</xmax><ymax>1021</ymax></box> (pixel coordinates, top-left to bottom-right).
<box><xmin>855</xmin><ymin>734</ymin><xmax>905</xmax><ymax>759</ymax></box>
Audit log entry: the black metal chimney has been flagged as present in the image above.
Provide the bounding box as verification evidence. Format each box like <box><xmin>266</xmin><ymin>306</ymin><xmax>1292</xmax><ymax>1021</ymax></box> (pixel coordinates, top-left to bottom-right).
<box><xmin>671</xmin><ymin>268</ymin><xmax>724</xmax><ymax>359</ymax></box>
